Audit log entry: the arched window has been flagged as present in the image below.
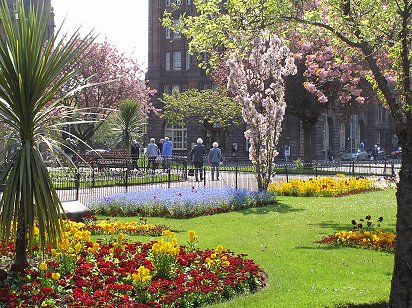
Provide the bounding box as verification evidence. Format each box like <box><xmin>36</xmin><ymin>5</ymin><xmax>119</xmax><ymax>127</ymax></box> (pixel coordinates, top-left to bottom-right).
<box><xmin>165</xmin><ymin>123</ymin><xmax>187</xmax><ymax>150</ymax></box>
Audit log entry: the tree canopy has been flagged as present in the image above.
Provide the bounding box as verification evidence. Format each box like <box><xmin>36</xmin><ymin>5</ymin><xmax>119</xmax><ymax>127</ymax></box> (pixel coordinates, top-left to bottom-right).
<box><xmin>62</xmin><ymin>40</ymin><xmax>155</xmax><ymax>151</ymax></box>
<box><xmin>160</xmin><ymin>87</ymin><xmax>242</xmax><ymax>146</ymax></box>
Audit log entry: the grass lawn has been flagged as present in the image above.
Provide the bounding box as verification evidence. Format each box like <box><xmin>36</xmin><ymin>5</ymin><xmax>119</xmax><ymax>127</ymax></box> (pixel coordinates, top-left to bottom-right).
<box><xmin>100</xmin><ymin>189</ymin><xmax>396</xmax><ymax>308</ymax></box>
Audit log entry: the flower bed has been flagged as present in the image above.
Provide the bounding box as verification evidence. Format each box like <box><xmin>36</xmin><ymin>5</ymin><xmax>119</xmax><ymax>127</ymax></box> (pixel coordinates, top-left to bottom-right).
<box><xmin>320</xmin><ymin>230</ymin><xmax>395</xmax><ymax>253</ymax></box>
<box><xmin>0</xmin><ymin>229</ymin><xmax>267</xmax><ymax>307</ymax></box>
<box><xmin>89</xmin><ymin>187</ymin><xmax>276</xmax><ymax>218</ymax></box>
<box><xmin>319</xmin><ymin>216</ymin><xmax>395</xmax><ymax>253</ymax></box>
<box><xmin>72</xmin><ymin>218</ymin><xmax>170</xmax><ymax>237</ymax></box>
<box><xmin>268</xmin><ymin>175</ymin><xmax>378</xmax><ymax>197</ymax></box>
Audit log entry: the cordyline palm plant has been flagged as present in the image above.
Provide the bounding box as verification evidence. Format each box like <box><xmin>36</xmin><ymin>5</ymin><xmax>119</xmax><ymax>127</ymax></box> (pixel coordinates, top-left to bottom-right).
<box><xmin>0</xmin><ymin>0</ymin><xmax>95</xmax><ymax>267</ymax></box>
<box><xmin>110</xmin><ymin>99</ymin><xmax>146</xmax><ymax>168</ymax></box>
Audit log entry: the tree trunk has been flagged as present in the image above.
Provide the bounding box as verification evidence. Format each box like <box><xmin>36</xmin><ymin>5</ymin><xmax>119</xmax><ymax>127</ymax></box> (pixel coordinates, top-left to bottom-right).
<box><xmin>390</xmin><ymin>142</ymin><xmax>412</xmax><ymax>307</ymax></box>
<box><xmin>303</xmin><ymin>123</ymin><xmax>313</xmax><ymax>164</ymax></box>
<box><xmin>13</xmin><ymin>203</ymin><xmax>28</xmax><ymax>270</ymax></box>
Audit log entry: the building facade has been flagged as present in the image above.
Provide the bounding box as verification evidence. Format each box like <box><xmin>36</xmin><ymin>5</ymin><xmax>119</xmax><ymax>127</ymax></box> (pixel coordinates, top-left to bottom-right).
<box><xmin>146</xmin><ymin>0</ymin><xmax>397</xmax><ymax>160</ymax></box>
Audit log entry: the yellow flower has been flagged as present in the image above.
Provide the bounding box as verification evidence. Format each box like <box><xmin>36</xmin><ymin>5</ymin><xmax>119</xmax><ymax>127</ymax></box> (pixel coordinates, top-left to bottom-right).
<box><xmin>75</xmin><ymin>242</ymin><xmax>83</xmax><ymax>253</ymax></box>
<box><xmin>33</xmin><ymin>226</ymin><xmax>40</xmax><ymax>236</ymax></box>
<box><xmin>162</xmin><ymin>230</ymin><xmax>175</xmax><ymax>237</ymax></box>
<box><xmin>222</xmin><ymin>261</ymin><xmax>230</xmax><ymax>267</ymax></box>
<box><xmin>51</xmin><ymin>249</ymin><xmax>60</xmax><ymax>257</ymax></box>
<box><xmin>211</xmin><ymin>253</ymin><xmax>217</xmax><ymax>259</ymax></box>
<box><xmin>118</xmin><ymin>233</ymin><xmax>125</xmax><ymax>241</ymax></box>
<box><xmin>52</xmin><ymin>272</ymin><xmax>61</xmax><ymax>281</ymax></box>
<box><xmin>215</xmin><ymin>245</ymin><xmax>223</xmax><ymax>254</ymax></box>
<box><xmin>92</xmin><ymin>242</ymin><xmax>100</xmax><ymax>251</ymax></box>
<box><xmin>188</xmin><ymin>230</ymin><xmax>197</xmax><ymax>243</ymax></box>
<box><xmin>39</xmin><ymin>262</ymin><xmax>47</xmax><ymax>271</ymax></box>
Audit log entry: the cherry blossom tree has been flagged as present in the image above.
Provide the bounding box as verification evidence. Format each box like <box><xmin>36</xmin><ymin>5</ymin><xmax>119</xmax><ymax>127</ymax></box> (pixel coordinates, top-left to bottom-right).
<box><xmin>227</xmin><ymin>31</ymin><xmax>296</xmax><ymax>191</ymax></box>
<box><xmin>62</xmin><ymin>40</ymin><xmax>155</xmax><ymax>151</ymax></box>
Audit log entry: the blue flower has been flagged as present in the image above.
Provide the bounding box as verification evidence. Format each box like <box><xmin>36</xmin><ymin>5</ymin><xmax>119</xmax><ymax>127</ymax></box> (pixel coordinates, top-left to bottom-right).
<box><xmin>89</xmin><ymin>187</ymin><xmax>276</xmax><ymax>218</ymax></box>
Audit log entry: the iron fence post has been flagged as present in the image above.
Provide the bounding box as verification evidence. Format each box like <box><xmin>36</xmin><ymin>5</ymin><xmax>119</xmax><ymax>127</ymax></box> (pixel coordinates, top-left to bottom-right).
<box><xmin>125</xmin><ymin>160</ymin><xmax>129</xmax><ymax>193</ymax></box>
<box><xmin>168</xmin><ymin>167</ymin><xmax>171</xmax><ymax>188</ymax></box>
<box><xmin>92</xmin><ymin>167</ymin><xmax>95</xmax><ymax>188</ymax></box>
<box><xmin>235</xmin><ymin>161</ymin><xmax>238</xmax><ymax>189</ymax></box>
<box><xmin>285</xmin><ymin>163</ymin><xmax>289</xmax><ymax>183</ymax></box>
<box><xmin>75</xmin><ymin>170</ymin><xmax>80</xmax><ymax>201</ymax></box>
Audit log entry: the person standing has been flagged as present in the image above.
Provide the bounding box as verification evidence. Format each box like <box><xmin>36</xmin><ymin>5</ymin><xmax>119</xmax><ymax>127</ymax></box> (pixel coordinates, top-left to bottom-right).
<box><xmin>157</xmin><ymin>138</ymin><xmax>164</xmax><ymax>155</ymax></box>
<box><xmin>189</xmin><ymin>138</ymin><xmax>207</xmax><ymax>182</ymax></box>
<box><xmin>208</xmin><ymin>142</ymin><xmax>222</xmax><ymax>181</ymax></box>
<box><xmin>130</xmin><ymin>140</ymin><xmax>140</xmax><ymax>170</ymax></box>
<box><xmin>161</xmin><ymin>136</ymin><xmax>173</xmax><ymax>170</ymax></box>
<box><xmin>146</xmin><ymin>138</ymin><xmax>159</xmax><ymax>172</ymax></box>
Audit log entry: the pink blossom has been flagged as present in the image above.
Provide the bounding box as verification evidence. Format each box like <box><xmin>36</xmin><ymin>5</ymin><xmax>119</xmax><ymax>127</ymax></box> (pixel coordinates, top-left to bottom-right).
<box><xmin>318</xmin><ymin>95</ymin><xmax>328</xmax><ymax>103</ymax></box>
<box><xmin>355</xmin><ymin>96</ymin><xmax>365</xmax><ymax>104</ymax></box>
<box><xmin>301</xmin><ymin>42</ymin><xmax>312</xmax><ymax>51</ymax></box>
<box><xmin>339</xmin><ymin>95</ymin><xmax>352</xmax><ymax>103</ymax></box>
<box><xmin>350</xmin><ymin>87</ymin><xmax>362</xmax><ymax>96</ymax></box>
<box><xmin>294</xmin><ymin>53</ymin><xmax>303</xmax><ymax>60</ymax></box>
<box><xmin>304</xmin><ymin>82</ymin><xmax>317</xmax><ymax>93</ymax></box>
<box><xmin>351</xmin><ymin>77</ymin><xmax>360</xmax><ymax>85</ymax></box>
<box><xmin>341</xmin><ymin>73</ymin><xmax>351</xmax><ymax>83</ymax></box>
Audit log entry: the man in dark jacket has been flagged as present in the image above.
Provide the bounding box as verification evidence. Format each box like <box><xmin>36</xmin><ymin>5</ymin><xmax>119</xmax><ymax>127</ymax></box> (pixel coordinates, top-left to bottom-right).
<box><xmin>130</xmin><ymin>140</ymin><xmax>140</xmax><ymax>170</ymax></box>
<box><xmin>189</xmin><ymin>138</ymin><xmax>207</xmax><ymax>182</ymax></box>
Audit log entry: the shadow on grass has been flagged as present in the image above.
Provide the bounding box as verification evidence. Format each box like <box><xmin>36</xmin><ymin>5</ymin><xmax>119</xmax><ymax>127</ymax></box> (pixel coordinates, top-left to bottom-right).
<box><xmin>240</xmin><ymin>202</ymin><xmax>305</xmax><ymax>215</ymax></box>
<box><xmin>335</xmin><ymin>303</ymin><xmax>388</xmax><ymax>308</ymax></box>
<box><xmin>294</xmin><ymin>244</ymin><xmax>348</xmax><ymax>251</ymax></box>
<box><xmin>310</xmin><ymin>221</ymin><xmax>396</xmax><ymax>234</ymax></box>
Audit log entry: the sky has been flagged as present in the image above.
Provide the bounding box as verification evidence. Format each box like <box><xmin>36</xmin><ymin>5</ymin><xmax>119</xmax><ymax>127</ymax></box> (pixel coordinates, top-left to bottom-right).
<box><xmin>52</xmin><ymin>1</ymin><xmax>148</xmax><ymax>69</ymax></box>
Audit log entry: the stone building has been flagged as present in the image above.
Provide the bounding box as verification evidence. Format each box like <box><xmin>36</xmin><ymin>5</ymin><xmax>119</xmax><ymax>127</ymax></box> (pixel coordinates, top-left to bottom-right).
<box><xmin>146</xmin><ymin>0</ymin><xmax>397</xmax><ymax>160</ymax></box>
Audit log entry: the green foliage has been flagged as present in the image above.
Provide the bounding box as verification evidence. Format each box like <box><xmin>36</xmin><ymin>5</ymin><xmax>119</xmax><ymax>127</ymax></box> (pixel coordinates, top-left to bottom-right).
<box><xmin>0</xmin><ymin>0</ymin><xmax>95</xmax><ymax>263</ymax></box>
<box><xmin>110</xmin><ymin>99</ymin><xmax>146</xmax><ymax>149</ymax></box>
<box><xmin>161</xmin><ymin>87</ymin><xmax>242</xmax><ymax>144</ymax></box>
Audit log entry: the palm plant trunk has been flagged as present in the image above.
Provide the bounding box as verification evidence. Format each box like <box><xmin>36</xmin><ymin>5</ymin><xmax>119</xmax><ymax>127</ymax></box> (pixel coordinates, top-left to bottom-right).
<box><xmin>14</xmin><ymin>204</ymin><xmax>28</xmax><ymax>268</ymax></box>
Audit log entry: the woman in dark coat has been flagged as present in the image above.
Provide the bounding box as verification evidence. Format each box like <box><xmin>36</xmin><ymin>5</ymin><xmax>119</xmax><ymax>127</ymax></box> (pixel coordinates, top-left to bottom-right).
<box><xmin>189</xmin><ymin>138</ymin><xmax>207</xmax><ymax>181</ymax></box>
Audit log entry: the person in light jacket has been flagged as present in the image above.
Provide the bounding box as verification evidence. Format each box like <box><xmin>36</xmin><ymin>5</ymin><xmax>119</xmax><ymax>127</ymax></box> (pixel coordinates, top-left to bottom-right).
<box><xmin>189</xmin><ymin>138</ymin><xmax>207</xmax><ymax>182</ymax></box>
<box><xmin>208</xmin><ymin>142</ymin><xmax>222</xmax><ymax>181</ymax></box>
<box><xmin>146</xmin><ymin>138</ymin><xmax>159</xmax><ymax>172</ymax></box>
<box><xmin>161</xmin><ymin>136</ymin><xmax>173</xmax><ymax>170</ymax></box>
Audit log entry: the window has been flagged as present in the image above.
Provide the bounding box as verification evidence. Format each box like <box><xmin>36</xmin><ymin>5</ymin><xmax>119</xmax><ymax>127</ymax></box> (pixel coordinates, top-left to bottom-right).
<box><xmin>173</xmin><ymin>51</ymin><xmax>181</xmax><ymax>70</ymax></box>
<box><xmin>165</xmin><ymin>26</ymin><xmax>171</xmax><ymax>40</ymax></box>
<box><xmin>165</xmin><ymin>123</ymin><xmax>187</xmax><ymax>150</ymax></box>
<box><xmin>377</xmin><ymin>105</ymin><xmax>385</xmax><ymax>122</ymax></box>
<box><xmin>173</xmin><ymin>20</ymin><xmax>181</xmax><ymax>39</ymax></box>
<box><xmin>176</xmin><ymin>0</ymin><xmax>181</xmax><ymax>4</ymax></box>
<box><xmin>163</xmin><ymin>85</ymin><xmax>171</xmax><ymax>94</ymax></box>
<box><xmin>185</xmin><ymin>51</ymin><xmax>191</xmax><ymax>70</ymax></box>
<box><xmin>186</xmin><ymin>0</ymin><xmax>191</xmax><ymax>4</ymax></box>
<box><xmin>165</xmin><ymin>52</ymin><xmax>171</xmax><ymax>71</ymax></box>
<box><xmin>172</xmin><ymin>85</ymin><xmax>180</xmax><ymax>93</ymax></box>
<box><xmin>165</xmin><ymin>0</ymin><xmax>171</xmax><ymax>6</ymax></box>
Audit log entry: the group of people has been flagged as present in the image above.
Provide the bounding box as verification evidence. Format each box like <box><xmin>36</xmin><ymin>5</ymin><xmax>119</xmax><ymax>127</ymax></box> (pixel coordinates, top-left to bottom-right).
<box><xmin>145</xmin><ymin>137</ymin><xmax>173</xmax><ymax>171</ymax></box>
<box><xmin>130</xmin><ymin>136</ymin><xmax>223</xmax><ymax>181</ymax></box>
<box><xmin>189</xmin><ymin>138</ymin><xmax>222</xmax><ymax>182</ymax></box>
<box><xmin>129</xmin><ymin>137</ymin><xmax>173</xmax><ymax>171</ymax></box>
